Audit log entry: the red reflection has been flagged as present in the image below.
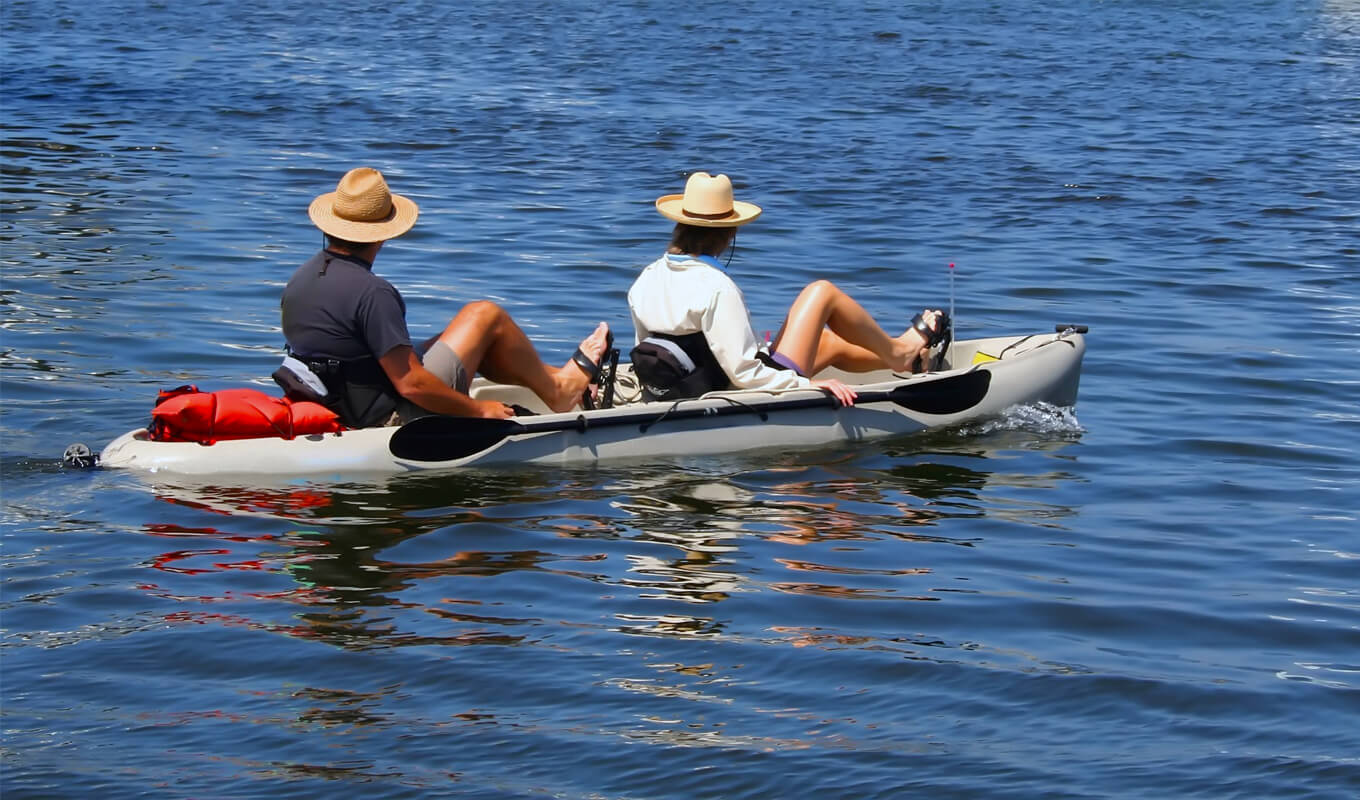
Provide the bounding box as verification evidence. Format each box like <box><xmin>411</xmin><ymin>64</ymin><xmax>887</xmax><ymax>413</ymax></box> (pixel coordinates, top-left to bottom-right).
<box><xmin>149</xmin><ymin>548</ymin><xmax>229</xmax><ymax>574</ymax></box>
<box><xmin>157</xmin><ymin>487</ymin><xmax>334</xmax><ymax>517</ymax></box>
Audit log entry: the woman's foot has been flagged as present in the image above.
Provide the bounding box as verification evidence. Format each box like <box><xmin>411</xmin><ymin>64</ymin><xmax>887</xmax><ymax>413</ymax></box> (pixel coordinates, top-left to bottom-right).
<box><xmin>549</xmin><ymin>322</ymin><xmax>610</xmax><ymax>412</ymax></box>
<box><xmin>891</xmin><ymin>309</ymin><xmax>945</xmax><ymax>372</ymax></box>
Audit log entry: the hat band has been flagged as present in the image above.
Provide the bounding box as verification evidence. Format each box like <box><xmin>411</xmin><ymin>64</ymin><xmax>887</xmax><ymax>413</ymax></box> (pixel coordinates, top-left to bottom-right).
<box><xmin>681</xmin><ymin>207</ymin><xmax>737</xmax><ymax>220</ymax></box>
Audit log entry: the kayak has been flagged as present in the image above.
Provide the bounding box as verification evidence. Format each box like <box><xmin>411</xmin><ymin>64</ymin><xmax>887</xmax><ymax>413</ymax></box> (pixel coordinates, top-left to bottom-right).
<box><xmin>91</xmin><ymin>326</ymin><xmax>1086</xmax><ymax>476</ymax></box>
<box><xmin>93</xmin><ymin>327</ymin><xmax>1086</xmax><ymax>475</ymax></box>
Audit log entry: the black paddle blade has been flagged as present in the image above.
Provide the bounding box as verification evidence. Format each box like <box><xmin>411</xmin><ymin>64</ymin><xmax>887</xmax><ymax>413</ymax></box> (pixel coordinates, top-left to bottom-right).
<box><xmin>889</xmin><ymin>369</ymin><xmax>991</xmax><ymax>415</ymax></box>
<box><xmin>389</xmin><ymin>415</ymin><xmax>525</xmax><ymax>463</ymax></box>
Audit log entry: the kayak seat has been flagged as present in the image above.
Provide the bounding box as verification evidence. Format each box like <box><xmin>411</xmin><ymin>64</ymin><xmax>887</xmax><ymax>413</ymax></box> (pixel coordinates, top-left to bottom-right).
<box><xmin>629</xmin><ymin>332</ymin><xmax>730</xmax><ymax>403</ymax></box>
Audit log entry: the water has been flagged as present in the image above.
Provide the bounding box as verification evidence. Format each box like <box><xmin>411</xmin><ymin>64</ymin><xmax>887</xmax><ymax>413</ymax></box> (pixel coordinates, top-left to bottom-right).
<box><xmin>3</xmin><ymin>1</ymin><xmax>1358</xmax><ymax>797</ymax></box>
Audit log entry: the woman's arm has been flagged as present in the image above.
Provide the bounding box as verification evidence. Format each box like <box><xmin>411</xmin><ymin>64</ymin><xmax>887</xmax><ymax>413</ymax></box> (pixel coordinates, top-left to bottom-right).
<box><xmin>704</xmin><ymin>281</ymin><xmax>809</xmax><ymax>392</ymax></box>
<box><xmin>628</xmin><ymin>306</ymin><xmax>650</xmax><ymax>347</ymax></box>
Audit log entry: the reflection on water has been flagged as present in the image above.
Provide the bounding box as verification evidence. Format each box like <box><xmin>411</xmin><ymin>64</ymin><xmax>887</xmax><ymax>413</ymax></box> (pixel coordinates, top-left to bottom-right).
<box><xmin>13</xmin><ymin>431</ymin><xmax>1096</xmax><ymax>780</ymax></box>
<box><xmin>5</xmin><ymin>0</ymin><xmax>1358</xmax><ymax>792</ymax></box>
<box><xmin>129</xmin><ymin>421</ymin><xmax>1085</xmax><ymax>654</ymax></box>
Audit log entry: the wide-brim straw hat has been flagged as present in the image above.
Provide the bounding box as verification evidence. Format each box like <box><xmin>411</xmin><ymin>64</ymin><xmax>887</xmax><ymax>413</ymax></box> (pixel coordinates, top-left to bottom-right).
<box><xmin>309</xmin><ymin>167</ymin><xmax>419</xmax><ymax>242</ymax></box>
<box><xmin>655</xmin><ymin>172</ymin><xmax>762</xmax><ymax>228</ymax></box>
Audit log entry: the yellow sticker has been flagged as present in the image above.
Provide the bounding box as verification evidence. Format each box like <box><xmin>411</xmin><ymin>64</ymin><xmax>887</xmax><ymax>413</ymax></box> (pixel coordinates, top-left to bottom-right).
<box><xmin>971</xmin><ymin>351</ymin><xmax>1000</xmax><ymax>365</ymax></box>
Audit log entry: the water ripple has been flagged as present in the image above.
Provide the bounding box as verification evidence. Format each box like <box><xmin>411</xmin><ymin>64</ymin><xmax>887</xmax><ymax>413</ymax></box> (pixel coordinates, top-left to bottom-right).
<box><xmin>4</xmin><ymin>1</ymin><xmax>1360</xmax><ymax>797</ymax></box>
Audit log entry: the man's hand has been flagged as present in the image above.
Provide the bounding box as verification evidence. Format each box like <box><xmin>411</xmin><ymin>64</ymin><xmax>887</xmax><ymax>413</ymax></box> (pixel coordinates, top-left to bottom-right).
<box><xmin>477</xmin><ymin>399</ymin><xmax>515</xmax><ymax>419</ymax></box>
<box><xmin>381</xmin><ymin>344</ymin><xmax>489</xmax><ymax>418</ymax></box>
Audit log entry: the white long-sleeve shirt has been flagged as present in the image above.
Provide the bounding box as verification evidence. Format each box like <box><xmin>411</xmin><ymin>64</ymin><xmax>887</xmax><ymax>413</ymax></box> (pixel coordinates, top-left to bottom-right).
<box><xmin>627</xmin><ymin>253</ymin><xmax>811</xmax><ymax>392</ymax></box>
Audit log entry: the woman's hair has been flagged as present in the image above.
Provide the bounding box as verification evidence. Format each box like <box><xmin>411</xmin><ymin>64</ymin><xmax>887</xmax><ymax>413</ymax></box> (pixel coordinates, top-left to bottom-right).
<box><xmin>669</xmin><ymin>223</ymin><xmax>735</xmax><ymax>257</ymax></box>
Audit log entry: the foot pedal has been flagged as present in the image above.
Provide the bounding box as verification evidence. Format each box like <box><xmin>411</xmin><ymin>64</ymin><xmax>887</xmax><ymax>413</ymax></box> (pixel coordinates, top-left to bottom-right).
<box><xmin>599</xmin><ymin>347</ymin><xmax>620</xmax><ymax>409</ymax></box>
<box><xmin>580</xmin><ymin>347</ymin><xmax>620</xmax><ymax>410</ymax></box>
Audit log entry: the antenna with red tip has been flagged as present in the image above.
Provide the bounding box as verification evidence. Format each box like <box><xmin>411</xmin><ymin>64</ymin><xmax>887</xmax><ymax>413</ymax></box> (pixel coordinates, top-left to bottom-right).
<box><xmin>948</xmin><ymin>263</ymin><xmax>956</xmax><ymax>367</ymax></box>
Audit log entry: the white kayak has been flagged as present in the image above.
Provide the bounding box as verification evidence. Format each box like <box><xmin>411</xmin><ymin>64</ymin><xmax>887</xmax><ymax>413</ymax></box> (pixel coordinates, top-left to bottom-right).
<box><xmin>93</xmin><ymin>327</ymin><xmax>1086</xmax><ymax>476</ymax></box>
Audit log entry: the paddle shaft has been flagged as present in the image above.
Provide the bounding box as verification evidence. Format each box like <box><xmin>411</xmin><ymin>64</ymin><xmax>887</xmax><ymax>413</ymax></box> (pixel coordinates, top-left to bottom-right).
<box><xmin>389</xmin><ymin>370</ymin><xmax>992</xmax><ymax>463</ymax></box>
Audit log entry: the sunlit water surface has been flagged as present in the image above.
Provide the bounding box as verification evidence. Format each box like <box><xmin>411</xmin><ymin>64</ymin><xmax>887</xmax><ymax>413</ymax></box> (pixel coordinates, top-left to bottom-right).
<box><xmin>3</xmin><ymin>1</ymin><xmax>1358</xmax><ymax>798</ymax></box>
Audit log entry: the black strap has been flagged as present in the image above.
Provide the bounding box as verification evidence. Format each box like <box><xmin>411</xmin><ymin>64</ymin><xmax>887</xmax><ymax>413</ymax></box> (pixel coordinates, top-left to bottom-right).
<box><xmin>630</xmin><ymin>332</ymin><xmax>730</xmax><ymax>401</ymax></box>
<box><xmin>285</xmin><ymin>349</ymin><xmax>397</xmax><ymax>428</ymax></box>
<box><xmin>911</xmin><ymin>310</ymin><xmax>951</xmax><ymax>349</ymax></box>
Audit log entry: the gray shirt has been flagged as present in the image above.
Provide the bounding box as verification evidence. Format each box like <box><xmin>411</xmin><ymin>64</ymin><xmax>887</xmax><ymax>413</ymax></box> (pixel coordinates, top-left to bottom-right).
<box><xmin>281</xmin><ymin>250</ymin><xmax>411</xmax><ymax>362</ymax></box>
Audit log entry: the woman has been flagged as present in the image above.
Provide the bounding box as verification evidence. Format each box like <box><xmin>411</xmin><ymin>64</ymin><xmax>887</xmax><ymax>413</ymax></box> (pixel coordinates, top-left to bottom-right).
<box><xmin>627</xmin><ymin>171</ymin><xmax>947</xmax><ymax>406</ymax></box>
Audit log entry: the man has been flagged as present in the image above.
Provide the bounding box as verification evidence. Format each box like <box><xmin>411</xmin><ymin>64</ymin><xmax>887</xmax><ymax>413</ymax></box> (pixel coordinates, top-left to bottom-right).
<box><xmin>279</xmin><ymin>167</ymin><xmax>609</xmax><ymax>428</ymax></box>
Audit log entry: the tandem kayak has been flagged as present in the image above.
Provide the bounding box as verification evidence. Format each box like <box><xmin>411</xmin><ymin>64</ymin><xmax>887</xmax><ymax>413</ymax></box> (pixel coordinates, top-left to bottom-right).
<box><xmin>90</xmin><ymin>326</ymin><xmax>1086</xmax><ymax>476</ymax></box>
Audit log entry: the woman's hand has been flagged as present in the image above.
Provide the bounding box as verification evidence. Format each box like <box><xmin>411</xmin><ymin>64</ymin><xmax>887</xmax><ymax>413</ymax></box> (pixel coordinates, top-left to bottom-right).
<box><xmin>812</xmin><ymin>378</ymin><xmax>858</xmax><ymax>407</ymax></box>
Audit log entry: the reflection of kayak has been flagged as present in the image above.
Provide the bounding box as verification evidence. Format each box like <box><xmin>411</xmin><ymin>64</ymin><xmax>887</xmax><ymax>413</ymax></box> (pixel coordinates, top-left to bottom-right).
<box><xmin>95</xmin><ymin>327</ymin><xmax>1086</xmax><ymax>476</ymax></box>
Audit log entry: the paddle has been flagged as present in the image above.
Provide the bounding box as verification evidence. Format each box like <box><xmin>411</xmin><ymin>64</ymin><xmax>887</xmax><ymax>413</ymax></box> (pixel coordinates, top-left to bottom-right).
<box><xmin>389</xmin><ymin>369</ymin><xmax>992</xmax><ymax>463</ymax></box>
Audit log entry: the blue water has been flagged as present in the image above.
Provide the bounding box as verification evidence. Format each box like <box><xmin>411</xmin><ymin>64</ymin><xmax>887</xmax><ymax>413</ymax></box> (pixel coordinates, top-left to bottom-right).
<box><xmin>3</xmin><ymin>1</ymin><xmax>1358</xmax><ymax>797</ymax></box>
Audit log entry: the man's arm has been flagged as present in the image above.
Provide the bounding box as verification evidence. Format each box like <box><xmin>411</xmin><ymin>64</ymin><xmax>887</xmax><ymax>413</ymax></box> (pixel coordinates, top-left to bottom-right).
<box><xmin>378</xmin><ymin>344</ymin><xmax>511</xmax><ymax>419</ymax></box>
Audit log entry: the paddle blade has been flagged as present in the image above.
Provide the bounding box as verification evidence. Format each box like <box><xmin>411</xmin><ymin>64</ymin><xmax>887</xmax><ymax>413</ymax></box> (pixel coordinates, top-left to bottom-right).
<box><xmin>389</xmin><ymin>415</ymin><xmax>525</xmax><ymax>463</ymax></box>
<box><xmin>889</xmin><ymin>370</ymin><xmax>991</xmax><ymax>415</ymax></box>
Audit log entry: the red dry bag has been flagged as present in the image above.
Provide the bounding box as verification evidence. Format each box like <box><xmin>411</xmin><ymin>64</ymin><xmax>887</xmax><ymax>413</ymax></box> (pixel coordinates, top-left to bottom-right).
<box><xmin>149</xmin><ymin>385</ymin><xmax>343</xmax><ymax>444</ymax></box>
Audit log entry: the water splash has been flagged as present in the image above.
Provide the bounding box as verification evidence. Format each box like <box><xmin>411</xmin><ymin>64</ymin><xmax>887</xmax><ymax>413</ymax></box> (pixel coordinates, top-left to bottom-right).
<box><xmin>959</xmin><ymin>402</ymin><xmax>1085</xmax><ymax>437</ymax></box>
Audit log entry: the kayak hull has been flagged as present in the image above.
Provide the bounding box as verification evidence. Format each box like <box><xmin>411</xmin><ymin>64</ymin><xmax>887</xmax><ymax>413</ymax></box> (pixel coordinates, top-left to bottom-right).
<box><xmin>98</xmin><ymin>330</ymin><xmax>1085</xmax><ymax>476</ymax></box>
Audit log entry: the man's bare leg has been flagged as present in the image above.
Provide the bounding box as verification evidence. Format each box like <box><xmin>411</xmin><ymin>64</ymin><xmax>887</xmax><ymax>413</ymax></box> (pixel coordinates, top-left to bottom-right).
<box><xmin>437</xmin><ymin>301</ymin><xmax>609</xmax><ymax>412</ymax></box>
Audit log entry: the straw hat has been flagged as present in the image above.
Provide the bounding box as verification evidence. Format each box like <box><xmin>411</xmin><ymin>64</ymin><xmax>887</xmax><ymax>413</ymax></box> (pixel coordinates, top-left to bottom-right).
<box><xmin>655</xmin><ymin>172</ymin><xmax>762</xmax><ymax>228</ymax></box>
<box><xmin>308</xmin><ymin>167</ymin><xmax>419</xmax><ymax>242</ymax></box>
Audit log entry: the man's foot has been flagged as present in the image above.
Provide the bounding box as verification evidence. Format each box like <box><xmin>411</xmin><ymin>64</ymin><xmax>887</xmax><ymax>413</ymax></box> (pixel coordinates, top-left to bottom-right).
<box><xmin>549</xmin><ymin>322</ymin><xmax>610</xmax><ymax>412</ymax></box>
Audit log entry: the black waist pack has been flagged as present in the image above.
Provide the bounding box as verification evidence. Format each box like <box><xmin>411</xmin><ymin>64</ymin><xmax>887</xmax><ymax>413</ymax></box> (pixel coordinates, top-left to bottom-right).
<box><xmin>629</xmin><ymin>332</ymin><xmax>730</xmax><ymax>402</ymax></box>
<box><xmin>273</xmin><ymin>352</ymin><xmax>397</xmax><ymax>429</ymax></box>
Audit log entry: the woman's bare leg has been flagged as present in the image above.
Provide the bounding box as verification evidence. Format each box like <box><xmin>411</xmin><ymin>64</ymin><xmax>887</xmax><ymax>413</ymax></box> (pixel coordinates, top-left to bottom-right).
<box><xmin>803</xmin><ymin>329</ymin><xmax>885</xmax><ymax>373</ymax></box>
<box><xmin>437</xmin><ymin>301</ymin><xmax>609</xmax><ymax>412</ymax></box>
<box><xmin>772</xmin><ymin>280</ymin><xmax>937</xmax><ymax>374</ymax></box>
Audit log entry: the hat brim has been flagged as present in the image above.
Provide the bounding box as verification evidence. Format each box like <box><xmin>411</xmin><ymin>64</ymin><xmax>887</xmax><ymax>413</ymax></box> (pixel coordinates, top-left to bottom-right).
<box><xmin>655</xmin><ymin>195</ymin><xmax>762</xmax><ymax>228</ymax></box>
<box><xmin>309</xmin><ymin>192</ymin><xmax>419</xmax><ymax>242</ymax></box>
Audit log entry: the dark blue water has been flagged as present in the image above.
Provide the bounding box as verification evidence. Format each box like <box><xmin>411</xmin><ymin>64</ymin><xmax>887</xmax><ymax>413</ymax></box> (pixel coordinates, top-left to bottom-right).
<box><xmin>3</xmin><ymin>1</ymin><xmax>1358</xmax><ymax>797</ymax></box>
